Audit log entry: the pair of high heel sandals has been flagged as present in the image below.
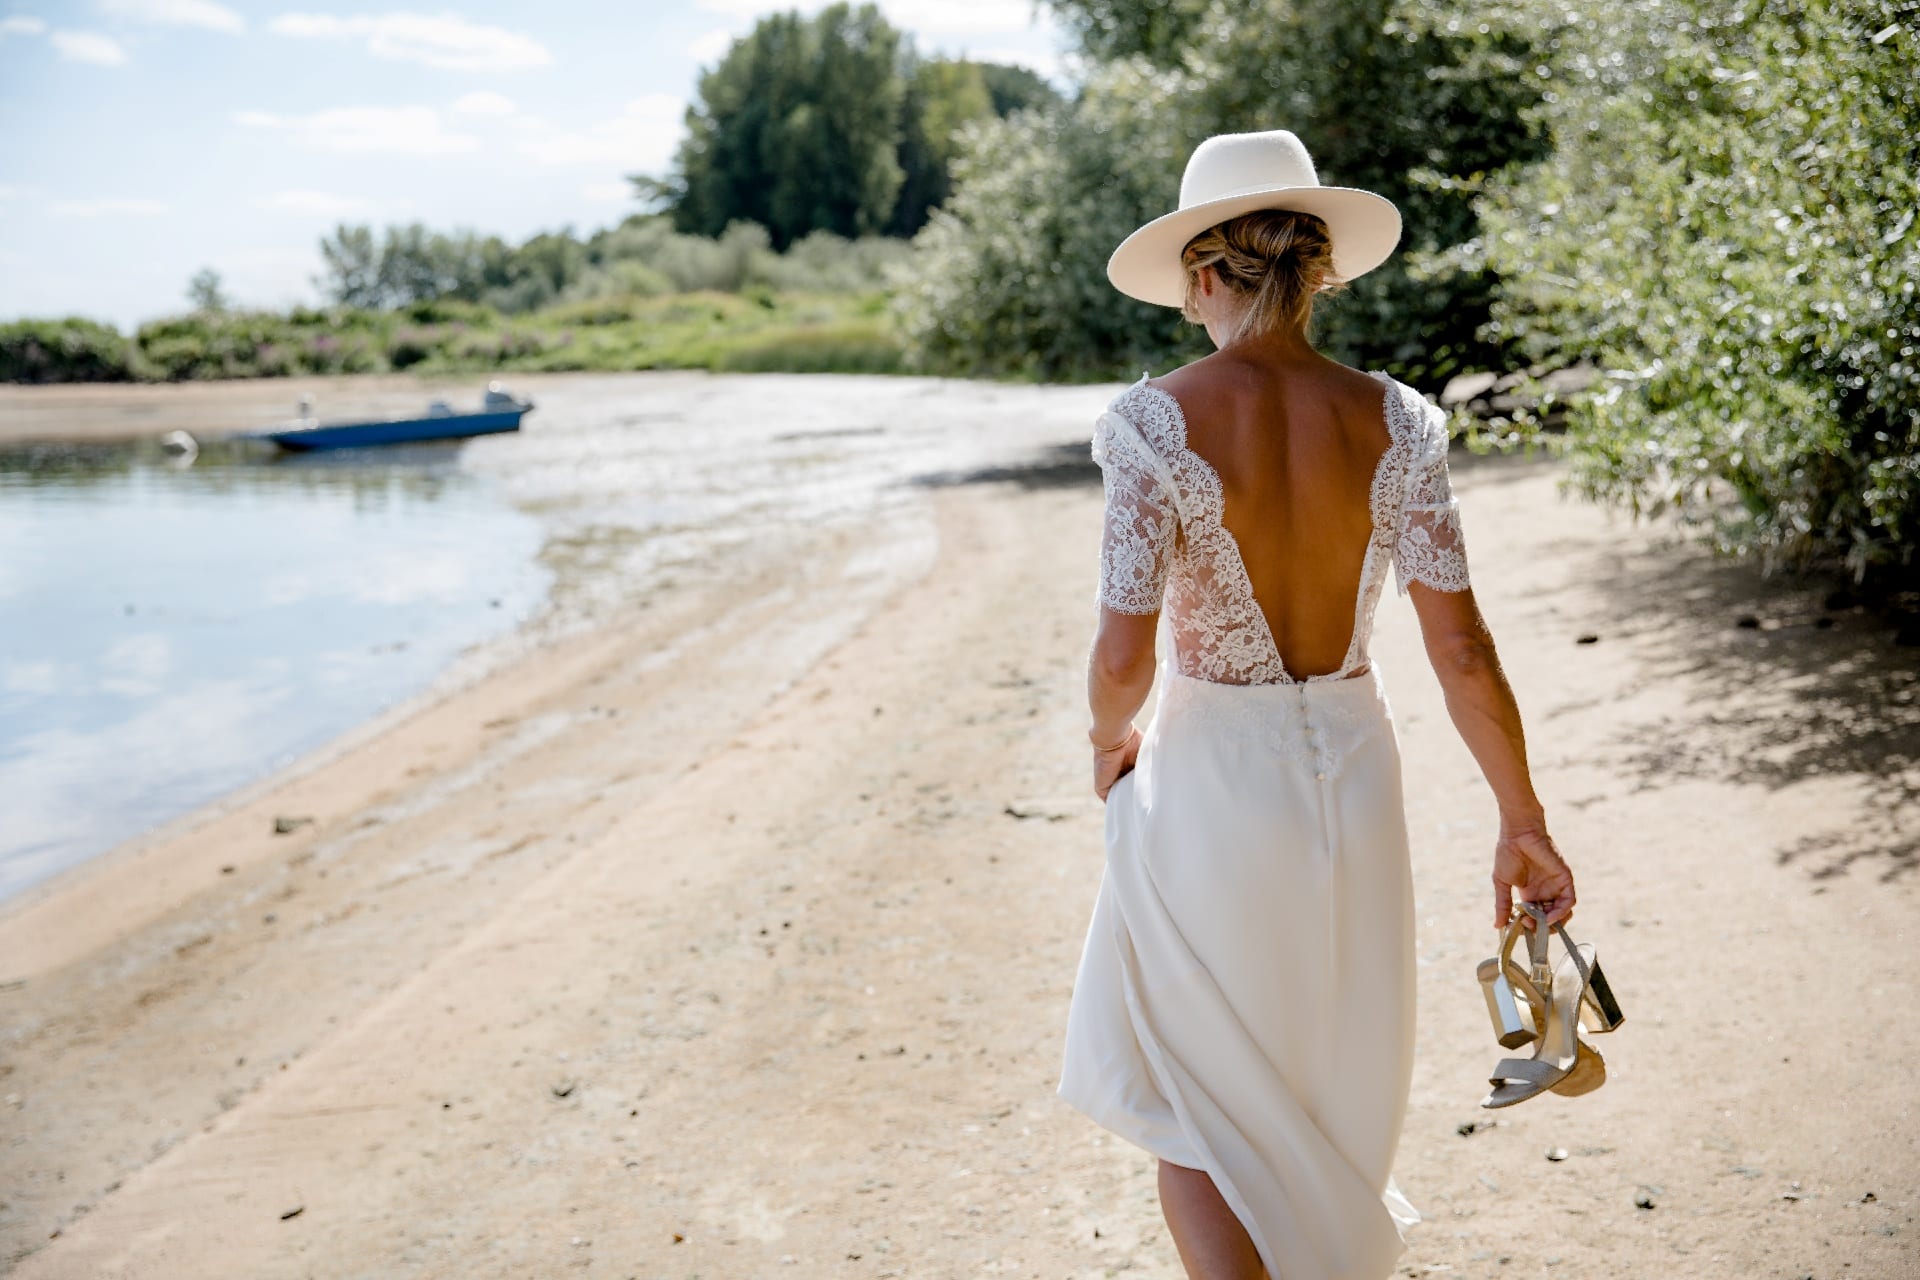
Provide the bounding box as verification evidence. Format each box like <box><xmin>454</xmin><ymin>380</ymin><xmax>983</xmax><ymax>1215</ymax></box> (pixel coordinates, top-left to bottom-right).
<box><xmin>1475</xmin><ymin>901</ymin><xmax>1626</xmax><ymax>1108</ymax></box>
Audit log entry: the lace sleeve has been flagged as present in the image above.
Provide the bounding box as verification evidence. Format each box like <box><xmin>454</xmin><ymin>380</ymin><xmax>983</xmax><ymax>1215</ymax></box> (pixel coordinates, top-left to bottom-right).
<box><xmin>1091</xmin><ymin>410</ymin><xmax>1178</xmax><ymax>614</ymax></box>
<box><xmin>1393</xmin><ymin>400</ymin><xmax>1470</xmax><ymax>595</ymax></box>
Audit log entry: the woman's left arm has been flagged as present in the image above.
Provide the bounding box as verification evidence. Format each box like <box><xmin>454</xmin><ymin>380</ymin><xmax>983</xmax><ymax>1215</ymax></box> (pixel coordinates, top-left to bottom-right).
<box><xmin>1087</xmin><ymin>608</ymin><xmax>1157</xmax><ymax>799</ymax></box>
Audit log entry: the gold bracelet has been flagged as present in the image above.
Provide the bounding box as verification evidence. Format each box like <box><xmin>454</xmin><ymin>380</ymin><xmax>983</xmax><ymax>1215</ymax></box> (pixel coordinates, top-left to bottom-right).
<box><xmin>1090</xmin><ymin>727</ymin><xmax>1134</xmax><ymax>752</ymax></box>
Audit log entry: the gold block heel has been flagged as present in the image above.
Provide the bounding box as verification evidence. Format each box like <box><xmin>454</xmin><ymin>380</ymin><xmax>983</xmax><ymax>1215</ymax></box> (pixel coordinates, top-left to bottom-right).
<box><xmin>1480</xmin><ymin>902</ymin><xmax>1625</xmax><ymax>1108</ymax></box>
<box><xmin>1579</xmin><ymin>960</ymin><xmax>1625</xmax><ymax>1033</ymax></box>
<box><xmin>1477</xmin><ymin>956</ymin><xmax>1536</xmax><ymax>1049</ymax></box>
<box><xmin>1548</xmin><ymin>1036</ymin><xmax>1608</xmax><ymax>1097</ymax></box>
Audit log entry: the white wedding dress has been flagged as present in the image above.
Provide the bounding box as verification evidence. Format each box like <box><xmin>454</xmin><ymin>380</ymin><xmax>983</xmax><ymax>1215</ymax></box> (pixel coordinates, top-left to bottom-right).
<box><xmin>1058</xmin><ymin>370</ymin><xmax>1471</xmax><ymax>1280</ymax></box>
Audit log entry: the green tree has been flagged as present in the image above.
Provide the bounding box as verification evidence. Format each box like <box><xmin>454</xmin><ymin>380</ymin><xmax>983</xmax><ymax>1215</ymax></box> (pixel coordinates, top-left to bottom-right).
<box><xmin>897</xmin><ymin>0</ymin><xmax>1544</xmax><ymax>383</ymax></box>
<box><xmin>375</xmin><ymin>223</ymin><xmax>454</xmax><ymax>306</ymax></box>
<box><xmin>186</xmin><ymin>267</ymin><xmax>229</xmax><ymax>313</ymax></box>
<box><xmin>1470</xmin><ymin>0</ymin><xmax>1920</xmax><ymax>577</ymax></box>
<box><xmin>1041</xmin><ymin>0</ymin><xmax>1212</xmax><ymax>62</ymax></box>
<box><xmin>317</xmin><ymin>224</ymin><xmax>382</xmax><ymax>308</ymax></box>
<box><xmin>889</xmin><ymin>55</ymin><xmax>996</xmax><ymax>236</ymax></box>
<box><xmin>892</xmin><ymin>60</ymin><xmax>1202</xmax><ymax>380</ymax></box>
<box><xmin>669</xmin><ymin>3</ymin><xmax>907</xmax><ymax>249</ymax></box>
<box><xmin>973</xmin><ymin>62</ymin><xmax>1061</xmax><ymax>117</ymax></box>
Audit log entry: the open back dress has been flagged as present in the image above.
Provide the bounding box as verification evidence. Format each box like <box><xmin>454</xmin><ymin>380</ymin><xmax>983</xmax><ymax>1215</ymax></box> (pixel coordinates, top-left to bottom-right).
<box><xmin>1058</xmin><ymin>370</ymin><xmax>1471</xmax><ymax>1280</ymax></box>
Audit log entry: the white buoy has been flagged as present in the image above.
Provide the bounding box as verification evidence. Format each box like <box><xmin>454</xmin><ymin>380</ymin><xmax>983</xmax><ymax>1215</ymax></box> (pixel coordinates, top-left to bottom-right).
<box><xmin>158</xmin><ymin>429</ymin><xmax>199</xmax><ymax>464</ymax></box>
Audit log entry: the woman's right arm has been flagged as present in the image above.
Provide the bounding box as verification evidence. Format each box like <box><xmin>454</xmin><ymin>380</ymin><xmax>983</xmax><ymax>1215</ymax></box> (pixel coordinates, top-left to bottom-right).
<box><xmin>1407</xmin><ymin>582</ymin><xmax>1576</xmax><ymax>929</ymax></box>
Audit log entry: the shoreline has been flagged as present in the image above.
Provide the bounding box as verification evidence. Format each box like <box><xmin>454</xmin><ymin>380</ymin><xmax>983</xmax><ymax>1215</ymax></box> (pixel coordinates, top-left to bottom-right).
<box><xmin>0</xmin><ymin>371</ymin><xmax>623</xmax><ymax>444</ymax></box>
<box><xmin>3</xmin><ymin>378</ymin><xmax>1915</xmax><ymax>1278</ymax></box>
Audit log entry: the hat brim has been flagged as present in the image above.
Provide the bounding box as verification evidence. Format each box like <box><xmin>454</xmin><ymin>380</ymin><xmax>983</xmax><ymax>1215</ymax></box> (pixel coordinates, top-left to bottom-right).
<box><xmin>1106</xmin><ymin>185</ymin><xmax>1403</xmax><ymax>309</ymax></box>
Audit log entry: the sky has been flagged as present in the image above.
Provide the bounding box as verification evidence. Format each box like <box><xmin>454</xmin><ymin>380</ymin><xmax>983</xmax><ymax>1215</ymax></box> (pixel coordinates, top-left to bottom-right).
<box><xmin>0</xmin><ymin>0</ymin><xmax>1072</xmax><ymax>329</ymax></box>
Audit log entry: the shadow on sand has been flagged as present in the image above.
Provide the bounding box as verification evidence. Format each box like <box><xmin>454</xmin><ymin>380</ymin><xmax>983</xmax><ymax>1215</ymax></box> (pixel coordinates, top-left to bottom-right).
<box><xmin>1566</xmin><ymin>523</ymin><xmax>1918</xmax><ymax>883</ymax></box>
<box><xmin>907</xmin><ymin>442</ymin><xmax>1102</xmax><ymax>493</ymax></box>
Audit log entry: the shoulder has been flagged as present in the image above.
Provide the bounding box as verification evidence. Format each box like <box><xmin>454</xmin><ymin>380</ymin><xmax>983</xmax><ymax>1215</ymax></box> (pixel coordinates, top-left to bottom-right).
<box><xmin>1101</xmin><ymin>370</ymin><xmax>1186</xmax><ymax>454</ymax></box>
<box><xmin>1374</xmin><ymin>373</ymin><xmax>1449</xmax><ymax>456</ymax></box>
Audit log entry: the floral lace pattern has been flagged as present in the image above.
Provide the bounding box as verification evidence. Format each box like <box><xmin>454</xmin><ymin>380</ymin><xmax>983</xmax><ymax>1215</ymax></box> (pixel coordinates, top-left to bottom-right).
<box><xmin>1092</xmin><ymin>370</ymin><xmax>1469</xmax><ymax>688</ymax></box>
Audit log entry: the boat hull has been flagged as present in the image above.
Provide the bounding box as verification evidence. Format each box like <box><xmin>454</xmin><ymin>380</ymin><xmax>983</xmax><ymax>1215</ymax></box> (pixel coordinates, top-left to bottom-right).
<box><xmin>259</xmin><ymin>408</ymin><xmax>527</xmax><ymax>451</ymax></box>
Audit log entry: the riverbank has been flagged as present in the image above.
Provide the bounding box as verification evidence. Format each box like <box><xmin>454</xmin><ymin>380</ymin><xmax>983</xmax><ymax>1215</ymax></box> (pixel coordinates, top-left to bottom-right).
<box><xmin>0</xmin><ymin>372</ymin><xmax>574</xmax><ymax>443</ymax></box>
<box><xmin>2</xmin><ymin>375</ymin><xmax>1915</xmax><ymax>1278</ymax></box>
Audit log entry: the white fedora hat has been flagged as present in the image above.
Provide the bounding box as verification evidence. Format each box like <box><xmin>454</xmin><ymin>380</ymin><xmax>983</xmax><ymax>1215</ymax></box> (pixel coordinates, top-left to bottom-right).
<box><xmin>1107</xmin><ymin>129</ymin><xmax>1402</xmax><ymax>308</ymax></box>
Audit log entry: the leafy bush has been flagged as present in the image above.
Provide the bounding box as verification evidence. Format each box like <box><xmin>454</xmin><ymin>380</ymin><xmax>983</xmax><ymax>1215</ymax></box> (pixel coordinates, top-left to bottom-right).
<box><xmin>891</xmin><ymin>60</ymin><xmax>1200</xmax><ymax>381</ymax></box>
<box><xmin>1470</xmin><ymin>0</ymin><xmax>1920</xmax><ymax>578</ymax></box>
<box><xmin>761</xmin><ymin>228</ymin><xmax>916</xmax><ymax>294</ymax></box>
<box><xmin>0</xmin><ymin>318</ymin><xmax>135</xmax><ymax>383</ymax></box>
<box><xmin>713</xmin><ymin>319</ymin><xmax>904</xmax><ymax>373</ymax></box>
<box><xmin>894</xmin><ymin>0</ymin><xmax>1544</xmax><ymax>386</ymax></box>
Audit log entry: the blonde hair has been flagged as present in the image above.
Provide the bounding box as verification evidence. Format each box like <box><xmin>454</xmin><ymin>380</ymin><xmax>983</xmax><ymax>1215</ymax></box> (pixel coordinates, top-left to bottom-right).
<box><xmin>1179</xmin><ymin>209</ymin><xmax>1342</xmax><ymax>346</ymax></box>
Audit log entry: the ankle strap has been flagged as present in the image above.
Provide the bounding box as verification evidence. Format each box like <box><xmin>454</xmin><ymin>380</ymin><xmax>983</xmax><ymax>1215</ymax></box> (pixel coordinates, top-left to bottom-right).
<box><xmin>1518</xmin><ymin>900</ymin><xmax>1592</xmax><ymax>989</ymax></box>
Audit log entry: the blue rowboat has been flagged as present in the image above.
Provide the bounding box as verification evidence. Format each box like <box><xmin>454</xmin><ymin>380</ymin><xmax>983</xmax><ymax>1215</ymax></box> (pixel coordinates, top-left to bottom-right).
<box><xmin>257</xmin><ymin>383</ymin><xmax>533</xmax><ymax>451</ymax></box>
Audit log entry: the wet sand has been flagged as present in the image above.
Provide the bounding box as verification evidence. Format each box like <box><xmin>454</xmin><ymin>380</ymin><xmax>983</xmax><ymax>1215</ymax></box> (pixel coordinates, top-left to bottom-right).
<box><xmin>1</xmin><ymin>373</ymin><xmax>1915</xmax><ymax>1278</ymax></box>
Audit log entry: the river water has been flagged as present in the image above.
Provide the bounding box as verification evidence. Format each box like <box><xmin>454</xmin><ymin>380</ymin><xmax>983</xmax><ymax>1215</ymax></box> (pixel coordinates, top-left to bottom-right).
<box><xmin>0</xmin><ymin>371</ymin><xmax>1107</xmax><ymax>904</ymax></box>
<box><xmin>0</xmin><ymin>437</ymin><xmax>549</xmax><ymax>900</ymax></box>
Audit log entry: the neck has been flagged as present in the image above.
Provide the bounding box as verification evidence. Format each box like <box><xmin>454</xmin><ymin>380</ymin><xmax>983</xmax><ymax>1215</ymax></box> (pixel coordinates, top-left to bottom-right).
<box><xmin>1215</xmin><ymin>319</ymin><xmax>1316</xmax><ymax>360</ymax></box>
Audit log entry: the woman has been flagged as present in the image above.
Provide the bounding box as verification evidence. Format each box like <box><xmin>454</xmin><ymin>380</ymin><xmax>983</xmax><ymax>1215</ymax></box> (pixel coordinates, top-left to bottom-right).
<box><xmin>1057</xmin><ymin>130</ymin><xmax>1578</xmax><ymax>1280</ymax></box>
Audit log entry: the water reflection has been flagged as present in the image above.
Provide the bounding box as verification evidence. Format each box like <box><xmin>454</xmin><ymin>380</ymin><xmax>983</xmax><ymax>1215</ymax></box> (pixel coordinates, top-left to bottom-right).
<box><xmin>0</xmin><ymin>437</ymin><xmax>549</xmax><ymax>901</ymax></box>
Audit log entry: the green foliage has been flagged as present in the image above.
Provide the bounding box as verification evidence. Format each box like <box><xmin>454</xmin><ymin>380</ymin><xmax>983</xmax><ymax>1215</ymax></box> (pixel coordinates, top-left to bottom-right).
<box><xmin>317</xmin><ymin>225</ymin><xmax>381</xmax><ymax>308</ymax></box>
<box><xmin>318</xmin><ymin>222</ymin><xmax>521</xmax><ymax>311</ymax></box>
<box><xmin>712</xmin><ymin>318</ymin><xmax>904</xmax><ymax>373</ymax></box>
<box><xmin>186</xmin><ymin>268</ymin><xmax>229</xmax><ymax>313</ymax></box>
<box><xmin>670</xmin><ymin>3</ymin><xmax>907</xmax><ymax>249</ymax></box>
<box><xmin>889</xmin><ymin>55</ymin><xmax>997</xmax><ymax>236</ymax></box>
<box><xmin>759</xmin><ymin>227</ymin><xmax>913</xmax><ymax>293</ymax></box>
<box><xmin>973</xmin><ymin>62</ymin><xmax>1062</xmax><ymax>117</ymax></box>
<box><xmin>895</xmin><ymin>0</ymin><xmax>1542</xmax><ymax>384</ymax></box>
<box><xmin>1041</xmin><ymin>0</ymin><xmax>1213</xmax><ymax>62</ymax></box>
<box><xmin>0</xmin><ymin>317</ymin><xmax>135</xmax><ymax>383</ymax></box>
<box><xmin>6</xmin><ymin>287</ymin><xmax>903</xmax><ymax>384</ymax></box>
<box><xmin>891</xmin><ymin>62</ymin><xmax>1202</xmax><ymax>381</ymax></box>
<box><xmin>1470</xmin><ymin>0</ymin><xmax>1920</xmax><ymax>577</ymax></box>
<box><xmin>657</xmin><ymin>2</ymin><xmax>1055</xmax><ymax>247</ymax></box>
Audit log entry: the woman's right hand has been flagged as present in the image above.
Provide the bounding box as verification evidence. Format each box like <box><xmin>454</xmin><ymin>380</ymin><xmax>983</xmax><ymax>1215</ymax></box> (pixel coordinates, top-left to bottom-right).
<box><xmin>1091</xmin><ymin>726</ymin><xmax>1142</xmax><ymax>802</ymax></box>
<box><xmin>1491</xmin><ymin>822</ymin><xmax>1575</xmax><ymax>929</ymax></box>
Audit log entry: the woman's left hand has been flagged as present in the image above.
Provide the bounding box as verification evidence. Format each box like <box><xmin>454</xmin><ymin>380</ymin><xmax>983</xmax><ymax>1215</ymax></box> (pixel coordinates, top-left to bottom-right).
<box><xmin>1092</xmin><ymin>726</ymin><xmax>1142</xmax><ymax>801</ymax></box>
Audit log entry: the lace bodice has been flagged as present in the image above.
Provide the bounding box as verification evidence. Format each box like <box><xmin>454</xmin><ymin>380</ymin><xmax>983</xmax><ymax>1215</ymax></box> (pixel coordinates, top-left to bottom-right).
<box><xmin>1092</xmin><ymin>370</ymin><xmax>1470</xmax><ymax>686</ymax></box>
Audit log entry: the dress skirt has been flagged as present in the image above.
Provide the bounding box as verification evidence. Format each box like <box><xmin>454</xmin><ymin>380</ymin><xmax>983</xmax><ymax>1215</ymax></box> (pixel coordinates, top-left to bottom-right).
<box><xmin>1059</xmin><ymin>663</ymin><xmax>1421</xmax><ymax>1280</ymax></box>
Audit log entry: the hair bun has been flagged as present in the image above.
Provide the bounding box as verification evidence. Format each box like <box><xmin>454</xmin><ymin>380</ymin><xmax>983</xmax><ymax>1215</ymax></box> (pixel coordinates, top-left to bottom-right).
<box><xmin>1179</xmin><ymin>209</ymin><xmax>1341</xmax><ymax>343</ymax></box>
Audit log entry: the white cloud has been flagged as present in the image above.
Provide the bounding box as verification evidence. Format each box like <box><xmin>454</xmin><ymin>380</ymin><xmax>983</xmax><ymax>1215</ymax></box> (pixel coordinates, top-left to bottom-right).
<box><xmin>687</xmin><ymin>25</ymin><xmax>734</xmax><ymax>63</ymax></box>
<box><xmin>694</xmin><ymin>0</ymin><xmax>804</xmax><ymax>15</ymax></box>
<box><xmin>0</xmin><ymin>14</ymin><xmax>48</xmax><ymax>37</ymax></box>
<box><xmin>235</xmin><ymin>106</ymin><xmax>479</xmax><ymax>156</ymax></box>
<box><xmin>49</xmin><ymin>28</ymin><xmax>128</xmax><ymax>63</ymax></box>
<box><xmin>254</xmin><ymin>188</ymin><xmax>380</xmax><ymax>217</ymax></box>
<box><xmin>518</xmin><ymin>94</ymin><xmax>683</xmax><ymax>171</ymax></box>
<box><xmin>580</xmin><ymin>180</ymin><xmax>632</xmax><ymax>205</ymax></box>
<box><xmin>269</xmin><ymin>11</ymin><xmax>552</xmax><ymax>71</ymax></box>
<box><xmin>3</xmin><ymin>661</ymin><xmax>63</xmax><ymax>696</ymax></box>
<box><xmin>98</xmin><ymin>0</ymin><xmax>244</xmax><ymax>32</ymax></box>
<box><xmin>98</xmin><ymin>633</ymin><xmax>173</xmax><ymax>697</ymax></box>
<box><xmin>451</xmin><ymin>89</ymin><xmax>515</xmax><ymax>117</ymax></box>
<box><xmin>212</xmin><ymin>246</ymin><xmax>325</xmax><ymax>307</ymax></box>
<box><xmin>696</xmin><ymin>0</ymin><xmax>1042</xmax><ymax>35</ymax></box>
<box><xmin>877</xmin><ymin>0</ymin><xmax>1041</xmax><ymax>36</ymax></box>
<box><xmin>51</xmin><ymin>196</ymin><xmax>168</xmax><ymax>216</ymax></box>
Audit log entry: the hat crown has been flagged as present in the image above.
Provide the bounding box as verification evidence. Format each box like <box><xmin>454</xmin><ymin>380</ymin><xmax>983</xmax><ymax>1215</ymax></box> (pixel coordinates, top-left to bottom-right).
<box><xmin>1178</xmin><ymin>130</ymin><xmax>1320</xmax><ymax>211</ymax></box>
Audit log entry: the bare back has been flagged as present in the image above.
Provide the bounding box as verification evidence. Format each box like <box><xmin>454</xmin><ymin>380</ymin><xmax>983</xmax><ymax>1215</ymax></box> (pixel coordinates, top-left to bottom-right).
<box><xmin>1153</xmin><ymin>353</ymin><xmax>1394</xmax><ymax>680</ymax></box>
<box><xmin>1090</xmin><ymin>350</ymin><xmax>1467</xmax><ymax>687</ymax></box>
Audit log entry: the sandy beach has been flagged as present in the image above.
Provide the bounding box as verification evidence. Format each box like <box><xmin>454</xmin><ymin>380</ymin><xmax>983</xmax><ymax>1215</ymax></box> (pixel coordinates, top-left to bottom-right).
<box><xmin>1</xmin><ymin>373</ymin><xmax>1915</xmax><ymax>1279</ymax></box>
